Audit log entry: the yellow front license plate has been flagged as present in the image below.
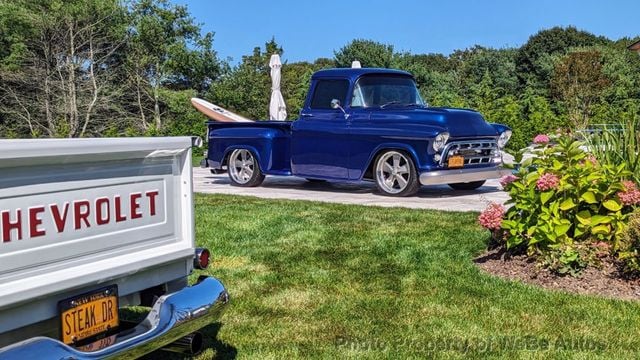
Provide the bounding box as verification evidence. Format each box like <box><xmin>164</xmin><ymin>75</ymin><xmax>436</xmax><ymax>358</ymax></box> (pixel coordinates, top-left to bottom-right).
<box><xmin>59</xmin><ymin>285</ymin><xmax>119</xmax><ymax>345</ymax></box>
<box><xmin>448</xmin><ymin>155</ymin><xmax>464</xmax><ymax>168</ymax></box>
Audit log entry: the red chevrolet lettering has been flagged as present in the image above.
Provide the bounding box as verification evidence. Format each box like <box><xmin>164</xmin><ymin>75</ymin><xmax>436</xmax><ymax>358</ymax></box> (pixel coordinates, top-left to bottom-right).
<box><xmin>130</xmin><ymin>193</ymin><xmax>142</xmax><ymax>219</ymax></box>
<box><xmin>74</xmin><ymin>200</ymin><xmax>91</xmax><ymax>230</ymax></box>
<box><xmin>50</xmin><ymin>202</ymin><xmax>70</xmax><ymax>233</ymax></box>
<box><xmin>28</xmin><ymin>206</ymin><xmax>46</xmax><ymax>238</ymax></box>
<box><xmin>95</xmin><ymin>197</ymin><xmax>110</xmax><ymax>225</ymax></box>
<box><xmin>145</xmin><ymin>190</ymin><xmax>159</xmax><ymax>216</ymax></box>
<box><xmin>2</xmin><ymin>209</ymin><xmax>22</xmax><ymax>242</ymax></box>
<box><xmin>114</xmin><ymin>196</ymin><xmax>127</xmax><ymax>222</ymax></box>
<box><xmin>0</xmin><ymin>189</ymin><xmax>162</xmax><ymax>243</ymax></box>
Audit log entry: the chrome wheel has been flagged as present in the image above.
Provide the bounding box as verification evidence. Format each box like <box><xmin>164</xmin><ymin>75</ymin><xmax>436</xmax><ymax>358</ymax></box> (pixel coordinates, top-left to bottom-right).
<box><xmin>229</xmin><ymin>149</ymin><xmax>257</xmax><ymax>185</ymax></box>
<box><xmin>375</xmin><ymin>151</ymin><xmax>415</xmax><ymax>195</ymax></box>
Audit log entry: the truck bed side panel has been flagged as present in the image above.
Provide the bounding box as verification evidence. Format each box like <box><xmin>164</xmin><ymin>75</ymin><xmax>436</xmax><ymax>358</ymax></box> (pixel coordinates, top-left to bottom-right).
<box><xmin>207</xmin><ymin>121</ymin><xmax>292</xmax><ymax>175</ymax></box>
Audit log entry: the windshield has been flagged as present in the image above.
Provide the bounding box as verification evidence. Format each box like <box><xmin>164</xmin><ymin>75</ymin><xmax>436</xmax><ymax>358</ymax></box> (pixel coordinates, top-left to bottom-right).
<box><xmin>351</xmin><ymin>75</ymin><xmax>425</xmax><ymax>108</ymax></box>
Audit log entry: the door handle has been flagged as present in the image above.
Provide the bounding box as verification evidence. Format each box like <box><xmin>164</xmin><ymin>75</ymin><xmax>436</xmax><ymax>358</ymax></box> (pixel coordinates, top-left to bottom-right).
<box><xmin>301</xmin><ymin>113</ymin><xmax>314</xmax><ymax>118</ymax></box>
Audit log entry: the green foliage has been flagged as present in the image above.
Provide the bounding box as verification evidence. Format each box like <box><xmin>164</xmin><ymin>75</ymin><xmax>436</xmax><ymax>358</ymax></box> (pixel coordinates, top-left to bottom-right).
<box><xmin>1</xmin><ymin>3</ymin><xmax>639</xmax><ymax>141</ymax></box>
<box><xmin>586</xmin><ymin>118</ymin><xmax>640</xmax><ymax>183</ymax></box>
<box><xmin>501</xmin><ymin>135</ymin><xmax>636</xmax><ymax>274</ymax></box>
<box><xmin>453</xmin><ymin>46</ymin><xmax>519</xmax><ymax>95</ymax></box>
<box><xmin>516</xmin><ymin>26</ymin><xmax>607</xmax><ymax>91</ymax></box>
<box><xmin>0</xmin><ymin>0</ymin><xmax>218</xmax><ymax>137</ymax></box>
<box><xmin>128</xmin><ymin>0</ymin><xmax>220</xmax><ymax>92</ymax></box>
<box><xmin>207</xmin><ymin>39</ymin><xmax>282</xmax><ymax>120</ymax></box>
<box><xmin>157</xmin><ymin>88</ymin><xmax>205</xmax><ymax>137</ymax></box>
<box><xmin>551</xmin><ymin>49</ymin><xmax>611</xmax><ymax>130</ymax></box>
<box><xmin>542</xmin><ymin>244</ymin><xmax>591</xmax><ymax>277</ymax></box>
<box><xmin>0</xmin><ymin>1</ymin><xmax>34</xmax><ymax>71</ymax></box>
<box><xmin>126</xmin><ymin>0</ymin><xmax>221</xmax><ymax>132</ymax></box>
<box><xmin>333</xmin><ymin>39</ymin><xmax>394</xmax><ymax>68</ymax></box>
<box><xmin>517</xmin><ymin>88</ymin><xmax>566</xmax><ymax>149</ymax></box>
<box><xmin>618</xmin><ymin>210</ymin><xmax>640</xmax><ymax>274</ymax></box>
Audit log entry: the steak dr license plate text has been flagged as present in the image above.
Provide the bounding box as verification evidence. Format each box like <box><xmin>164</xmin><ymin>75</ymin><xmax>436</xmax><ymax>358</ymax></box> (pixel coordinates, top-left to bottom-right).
<box><xmin>59</xmin><ymin>285</ymin><xmax>119</xmax><ymax>345</ymax></box>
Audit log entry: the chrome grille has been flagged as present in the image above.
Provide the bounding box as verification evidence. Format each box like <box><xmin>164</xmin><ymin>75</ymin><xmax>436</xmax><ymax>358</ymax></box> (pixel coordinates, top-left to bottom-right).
<box><xmin>439</xmin><ymin>140</ymin><xmax>498</xmax><ymax>167</ymax></box>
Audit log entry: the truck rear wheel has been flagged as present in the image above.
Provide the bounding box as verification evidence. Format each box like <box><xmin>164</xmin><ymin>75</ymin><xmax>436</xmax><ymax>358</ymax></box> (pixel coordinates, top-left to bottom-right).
<box><xmin>448</xmin><ymin>180</ymin><xmax>485</xmax><ymax>190</ymax></box>
<box><xmin>228</xmin><ymin>149</ymin><xmax>265</xmax><ymax>187</ymax></box>
<box><xmin>374</xmin><ymin>150</ymin><xmax>419</xmax><ymax>196</ymax></box>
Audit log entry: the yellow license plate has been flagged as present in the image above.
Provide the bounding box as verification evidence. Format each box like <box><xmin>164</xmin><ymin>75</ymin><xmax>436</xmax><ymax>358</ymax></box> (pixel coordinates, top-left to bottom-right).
<box><xmin>59</xmin><ymin>285</ymin><xmax>119</xmax><ymax>345</ymax></box>
<box><xmin>448</xmin><ymin>155</ymin><xmax>464</xmax><ymax>168</ymax></box>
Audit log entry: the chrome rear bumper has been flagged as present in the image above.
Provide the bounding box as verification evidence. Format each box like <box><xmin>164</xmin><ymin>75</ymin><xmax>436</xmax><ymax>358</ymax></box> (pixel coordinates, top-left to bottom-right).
<box><xmin>0</xmin><ymin>276</ymin><xmax>228</xmax><ymax>359</ymax></box>
<box><xmin>419</xmin><ymin>166</ymin><xmax>511</xmax><ymax>186</ymax></box>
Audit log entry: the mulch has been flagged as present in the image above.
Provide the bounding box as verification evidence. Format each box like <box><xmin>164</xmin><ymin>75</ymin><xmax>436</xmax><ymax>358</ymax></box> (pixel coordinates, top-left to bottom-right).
<box><xmin>474</xmin><ymin>247</ymin><xmax>640</xmax><ymax>301</ymax></box>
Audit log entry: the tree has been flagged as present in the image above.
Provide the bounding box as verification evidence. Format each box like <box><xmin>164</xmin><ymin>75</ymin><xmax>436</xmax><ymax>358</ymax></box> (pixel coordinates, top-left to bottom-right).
<box><xmin>521</xmin><ymin>86</ymin><xmax>564</xmax><ymax>143</ymax></box>
<box><xmin>0</xmin><ymin>1</ymin><xmax>34</xmax><ymax>71</ymax></box>
<box><xmin>0</xmin><ymin>0</ymin><xmax>129</xmax><ymax>137</ymax></box>
<box><xmin>469</xmin><ymin>71</ymin><xmax>500</xmax><ymax>118</ymax></box>
<box><xmin>207</xmin><ymin>39</ymin><xmax>282</xmax><ymax>120</ymax></box>
<box><xmin>334</xmin><ymin>39</ymin><xmax>393</xmax><ymax>68</ymax></box>
<box><xmin>491</xmin><ymin>95</ymin><xmax>523</xmax><ymax>150</ymax></box>
<box><xmin>423</xmin><ymin>70</ymin><xmax>467</xmax><ymax>108</ymax></box>
<box><xmin>281</xmin><ymin>61</ymin><xmax>314</xmax><ymax>119</ymax></box>
<box><xmin>126</xmin><ymin>0</ymin><xmax>221</xmax><ymax>132</ymax></box>
<box><xmin>551</xmin><ymin>50</ymin><xmax>610</xmax><ymax>129</ymax></box>
<box><xmin>516</xmin><ymin>26</ymin><xmax>606</xmax><ymax>91</ymax></box>
<box><xmin>455</xmin><ymin>46</ymin><xmax>518</xmax><ymax>96</ymax></box>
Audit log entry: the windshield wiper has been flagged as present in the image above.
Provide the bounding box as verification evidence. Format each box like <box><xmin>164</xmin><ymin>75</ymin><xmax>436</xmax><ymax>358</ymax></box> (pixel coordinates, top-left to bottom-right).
<box><xmin>380</xmin><ymin>101</ymin><xmax>401</xmax><ymax>109</ymax></box>
<box><xmin>380</xmin><ymin>102</ymin><xmax>423</xmax><ymax>109</ymax></box>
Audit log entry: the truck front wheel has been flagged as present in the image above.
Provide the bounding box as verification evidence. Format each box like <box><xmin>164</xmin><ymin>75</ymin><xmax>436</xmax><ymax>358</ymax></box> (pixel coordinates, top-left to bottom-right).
<box><xmin>228</xmin><ymin>149</ymin><xmax>265</xmax><ymax>187</ymax></box>
<box><xmin>374</xmin><ymin>150</ymin><xmax>419</xmax><ymax>196</ymax></box>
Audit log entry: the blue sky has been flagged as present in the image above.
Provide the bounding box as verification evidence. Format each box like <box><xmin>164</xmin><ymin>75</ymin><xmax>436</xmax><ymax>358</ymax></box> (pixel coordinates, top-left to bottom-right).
<box><xmin>173</xmin><ymin>0</ymin><xmax>639</xmax><ymax>64</ymax></box>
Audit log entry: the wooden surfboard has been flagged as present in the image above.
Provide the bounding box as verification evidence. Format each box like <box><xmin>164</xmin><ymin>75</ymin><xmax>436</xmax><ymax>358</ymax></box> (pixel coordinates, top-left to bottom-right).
<box><xmin>190</xmin><ymin>98</ymin><xmax>253</xmax><ymax>122</ymax></box>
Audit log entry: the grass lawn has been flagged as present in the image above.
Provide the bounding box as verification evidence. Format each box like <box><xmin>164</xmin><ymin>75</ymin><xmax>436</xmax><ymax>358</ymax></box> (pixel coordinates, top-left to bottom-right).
<box><xmin>181</xmin><ymin>194</ymin><xmax>640</xmax><ymax>359</ymax></box>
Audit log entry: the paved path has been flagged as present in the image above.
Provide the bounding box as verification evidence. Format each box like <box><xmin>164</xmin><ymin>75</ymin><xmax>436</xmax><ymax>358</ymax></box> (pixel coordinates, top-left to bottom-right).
<box><xmin>193</xmin><ymin>167</ymin><xmax>509</xmax><ymax>212</ymax></box>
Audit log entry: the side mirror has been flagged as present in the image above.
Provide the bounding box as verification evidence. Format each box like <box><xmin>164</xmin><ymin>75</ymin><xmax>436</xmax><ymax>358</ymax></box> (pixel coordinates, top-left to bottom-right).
<box><xmin>330</xmin><ymin>98</ymin><xmax>349</xmax><ymax>120</ymax></box>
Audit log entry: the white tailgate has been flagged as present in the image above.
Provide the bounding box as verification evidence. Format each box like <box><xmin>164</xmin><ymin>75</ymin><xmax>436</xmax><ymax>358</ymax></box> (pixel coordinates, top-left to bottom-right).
<box><xmin>0</xmin><ymin>138</ymin><xmax>195</xmax><ymax>309</ymax></box>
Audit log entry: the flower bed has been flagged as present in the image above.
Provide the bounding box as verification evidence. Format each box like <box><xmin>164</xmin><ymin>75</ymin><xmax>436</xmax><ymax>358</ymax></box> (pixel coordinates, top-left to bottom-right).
<box><xmin>480</xmin><ymin>134</ymin><xmax>640</xmax><ymax>276</ymax></box>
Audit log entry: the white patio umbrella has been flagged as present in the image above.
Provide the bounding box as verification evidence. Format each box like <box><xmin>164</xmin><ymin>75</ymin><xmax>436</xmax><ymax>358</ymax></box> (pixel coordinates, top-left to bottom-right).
<box><xmin>269</xmin><ymin>54</ymin><xmax>287</xmax><ymax>121</ymax></box>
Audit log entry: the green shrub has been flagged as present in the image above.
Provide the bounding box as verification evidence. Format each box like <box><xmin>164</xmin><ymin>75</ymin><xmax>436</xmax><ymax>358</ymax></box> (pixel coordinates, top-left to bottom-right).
<box><xmin>585</xmin><ymin>118</ymin><xmax>640</xmax><ymax>183</ymax></box>
<box><xmin>496</xmin><ymin>134</ymin><xmax>638</xmax><ymax>274</ymax></box>
<box><xmin>618</xmin><ymin>210</ymin><xmax>640</xmax><ymax>274</ymax></box>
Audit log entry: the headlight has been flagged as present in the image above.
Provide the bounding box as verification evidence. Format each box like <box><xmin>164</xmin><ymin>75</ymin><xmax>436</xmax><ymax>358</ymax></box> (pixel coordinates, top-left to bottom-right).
<box><xmin>432</xmin><ymin>132</ymin><xmax>449</xmax><ymax>152</ymax></box>
<box><xmin>497</xmin><ymin>130</ymin><xmax>512</xmax><ymax>149</ymax></box>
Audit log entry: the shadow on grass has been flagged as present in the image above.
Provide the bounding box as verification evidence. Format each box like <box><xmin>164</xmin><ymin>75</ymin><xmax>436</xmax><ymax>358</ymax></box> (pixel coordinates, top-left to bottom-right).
<box><xmin>200</xmin><ymin>323</ymin><xmax>237</xmax><ymax>360</ymax></box>
<box><xmin>136</xmin><ymin>322</ymin><xmax>236</xmax><ymax>360</ymax></box>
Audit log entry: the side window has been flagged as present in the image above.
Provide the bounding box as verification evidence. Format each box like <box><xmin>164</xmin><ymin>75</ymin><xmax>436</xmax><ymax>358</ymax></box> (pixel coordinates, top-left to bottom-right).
<box><xmin>310</xmin><ymin>80</ymin><xmax>349</xmax><ymax>109</ymax></box>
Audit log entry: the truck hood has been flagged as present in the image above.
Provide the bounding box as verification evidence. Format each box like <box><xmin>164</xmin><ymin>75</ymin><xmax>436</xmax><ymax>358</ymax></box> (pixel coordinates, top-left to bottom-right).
<box><xmin>370</xmin><ymin>106</ymin><xmax>499</xmax><ymax>138</ymax></box>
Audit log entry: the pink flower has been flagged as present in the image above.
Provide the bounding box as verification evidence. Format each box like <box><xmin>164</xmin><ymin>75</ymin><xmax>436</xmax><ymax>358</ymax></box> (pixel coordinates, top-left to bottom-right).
<box><xmin>499</xmin><ymin>174</ymin><xmax>518</xmax><ymax>188</ymax></box>
<box><xmin>617</xmin><ymin>180</ymin><xmax>640</xmax><ymax>206</ymax></box>
<box><xmin>478</xmin><ymin>203</ymin><xmax>506</xmax><ymax>231</ymax></box>
<box><xmin>536</xmin><ymin>173</ymin><xmax>560</xmax><ymax>191</ymax></box>
<box><xmin>533</xmin><ymin>134</ymin><xmax>550</xmax><ymax>145</ymax></box>
<box><xmin>622</xmin><ymin>180</ymin><xmax>637</xmax><ymax>192</ymax></box>
<box><xmin>580</xmin><ymin>155</ymin><xmax>598</xmax><ymax>167</ymax></box>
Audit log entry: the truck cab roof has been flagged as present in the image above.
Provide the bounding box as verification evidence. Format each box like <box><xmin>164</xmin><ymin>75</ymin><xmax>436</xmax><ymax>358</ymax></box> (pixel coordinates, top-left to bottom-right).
<box><xmin>311</xmin><ymin>68</ymin><xmax>413</xmax><ymax>81</ymax></box>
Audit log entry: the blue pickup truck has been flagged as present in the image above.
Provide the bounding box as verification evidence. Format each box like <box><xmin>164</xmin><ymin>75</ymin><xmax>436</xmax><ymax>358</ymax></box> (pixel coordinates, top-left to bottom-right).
<box><xmin>202</xmin><ymin>68</ymin><xmax>512</xmax><ymax>196</ymax></box>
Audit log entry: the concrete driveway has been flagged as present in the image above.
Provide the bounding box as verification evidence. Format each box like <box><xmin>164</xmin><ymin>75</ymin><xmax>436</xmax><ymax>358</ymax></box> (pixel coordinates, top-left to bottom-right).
<box><xmin>193</xmin><ymin>167</ymin><xmax>509</xmax><ymax>212</ymax></box>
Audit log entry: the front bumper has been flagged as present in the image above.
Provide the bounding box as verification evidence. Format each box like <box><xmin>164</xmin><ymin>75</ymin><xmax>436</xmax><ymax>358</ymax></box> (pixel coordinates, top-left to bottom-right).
<box><xmin>419</xmin><ymin>166</ymin><xmax>511</xmax><ymax>185</ymax></box>
<box><xmin>0</xmin><ymin>276</ymin><xmax>228</xmax><ymax>359</ymax></box>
